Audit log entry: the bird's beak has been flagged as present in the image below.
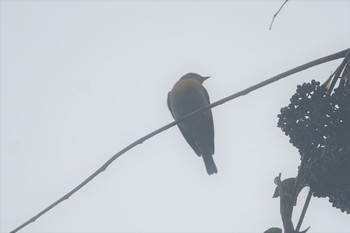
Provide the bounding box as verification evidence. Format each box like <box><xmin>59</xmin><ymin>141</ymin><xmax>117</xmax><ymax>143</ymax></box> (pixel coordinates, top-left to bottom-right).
<box><xmin>203</xmin><ymin>76</ymin><xmax>211</xmax><ymax>81</ymax></box>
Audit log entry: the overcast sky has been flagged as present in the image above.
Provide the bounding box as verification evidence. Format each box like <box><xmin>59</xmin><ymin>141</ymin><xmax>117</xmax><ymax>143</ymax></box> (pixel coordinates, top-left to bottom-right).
<box><xmin>1</xmin><ymin>1</ymin><xmax>350</xmax><ymax>233</ymax></box>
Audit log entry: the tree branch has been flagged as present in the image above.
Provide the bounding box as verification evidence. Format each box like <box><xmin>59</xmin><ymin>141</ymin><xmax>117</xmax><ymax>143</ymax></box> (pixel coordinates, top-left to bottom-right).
<box><xmin>295</xmin><ymin>189</ymin><xmax>312</xmax><ymax>232</ymax></box>
<box><xmin>210</xmin><ymin>48</ymin><xmax>348</xmax><ymax>109</ymax></box>
<box><xmin>10</xmin><ymin>48</ymin><xmax>349</xmax><ymax>233</ymax></box>
<box><xmin>328</xmin><ymin>48</ymin><xmax>350</xmax><ymax>93</ymax></box>
<box><xmin>269</xmin><ymin>0</ymin><xmax>289</xmax><ymax>30</ymax></box>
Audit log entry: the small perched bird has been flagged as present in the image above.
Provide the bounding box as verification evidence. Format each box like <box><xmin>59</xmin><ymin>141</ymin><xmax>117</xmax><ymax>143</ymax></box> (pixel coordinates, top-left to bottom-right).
<box><xmin>167</xmin><ymin>73</ymin><xmax>217</xmax><ymax>175</ymax></box>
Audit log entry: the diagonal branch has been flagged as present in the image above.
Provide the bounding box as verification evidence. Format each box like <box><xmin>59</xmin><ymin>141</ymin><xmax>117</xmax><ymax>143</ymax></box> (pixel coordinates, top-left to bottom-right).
<box><xmin>269</xmin><ymin>0</ymin><xmax>289</xmax><ymax>30</ymax></box>
<box><xmin>295</xmin><ymin>188</ymin><xmax>313</xmax><ymax>232</ymax></box>
<box><xmin>10</xmin><ymin>48</ymin><xmax>349</xmax><ymax>233</ymax></box>
<box><xmin>327</xmin><ymin>48</ymin><xmax>350</xmax><ymax>93</ymax></box>
<box><xmin>209</xmin><ymin>49</ymin><xmax>348</xmax><ymax>109</ymax></box>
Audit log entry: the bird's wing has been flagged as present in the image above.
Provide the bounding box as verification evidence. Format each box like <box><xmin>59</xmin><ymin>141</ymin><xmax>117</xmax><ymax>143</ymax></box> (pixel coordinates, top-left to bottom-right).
<box><xmin>177</xmin><ymin>122</ymin><xmax>202</xmax><ymax>156</ymax></box>
<box><xmin>202</xmin><ymin>87</ymin><xmax>215</xmax><ymax>155</ymax></box>
<box><xmin>168</xmin><ymin>91</ymin><xmax>202</xmax><ymax>156</ymax></box>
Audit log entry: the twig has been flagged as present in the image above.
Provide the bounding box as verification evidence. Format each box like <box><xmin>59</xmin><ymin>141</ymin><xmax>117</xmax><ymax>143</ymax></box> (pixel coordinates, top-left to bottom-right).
<box><xmin>10</xmin><ymin>48</ymin><xmax>349</xmax><ymax>233</ymax></box>
<box><xmin>295</xmin><ymin>189</ymin><xmax>312</xmax><ymax>232</ymax></box>
<box><xmin>328</xmin><ymin>48</ymin><xmax>350</xmax><ymax>93</ymax></box>
<box><xmin>269</xmin><ymin>0</ymin><xmax>289</xmax><ymax>30</ymax></box>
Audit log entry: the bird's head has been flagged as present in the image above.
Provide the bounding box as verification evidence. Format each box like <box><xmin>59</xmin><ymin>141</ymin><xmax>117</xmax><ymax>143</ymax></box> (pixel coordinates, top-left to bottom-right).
<box><xmin>180</xmin><ymin>73</ymin><xmax>210</xmax><ymax>83</ymax></box>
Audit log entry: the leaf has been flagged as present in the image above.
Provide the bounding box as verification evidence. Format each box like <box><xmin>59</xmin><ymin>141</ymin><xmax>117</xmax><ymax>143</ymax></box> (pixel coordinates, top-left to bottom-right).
<box><xmin>273</xmin><ymin>177</ymin><xmax>306</xmax><ymax>201</ymax></box>
<box><xmin>264</xmin><ymin>227</ymin><xmax>282</xmax><ymax>233</ymax></box>
<box><xmin>273</xmin><ymin>177</ymin><xmax>296</xmax><ymax>198</ymax></box>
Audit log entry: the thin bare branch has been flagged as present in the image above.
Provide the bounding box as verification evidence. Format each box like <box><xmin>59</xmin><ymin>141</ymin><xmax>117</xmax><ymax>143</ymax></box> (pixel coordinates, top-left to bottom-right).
<box><xmin>295</xmin><ymin>189</ymin><xmax>312</xmax><ymax>232</ymax></box>
<box><xmin>269</xmin><ymin>0</ymin><xmax>289</xmax><ymax>30</ymax></box>
<box><xmin>210</xmin><ymin>49</ymin><xmax>348</xmax><ymax>109</ymax></box>
<box><xmin>10</xmin><ymin>48</ymin><xmax>349</xmax><ymax>233</ymax></box>
<box><xmin>328</xmin><ymin>48</ymin><xmax>350</xmax><ymax>93</ymax></box>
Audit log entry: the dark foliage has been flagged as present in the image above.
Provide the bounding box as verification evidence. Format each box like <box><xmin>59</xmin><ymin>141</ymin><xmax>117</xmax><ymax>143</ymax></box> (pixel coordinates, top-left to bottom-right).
<box><xmin>277</xmin><ymin>80</ymin><xmax>350</xmax><ymax>213</ymax></box>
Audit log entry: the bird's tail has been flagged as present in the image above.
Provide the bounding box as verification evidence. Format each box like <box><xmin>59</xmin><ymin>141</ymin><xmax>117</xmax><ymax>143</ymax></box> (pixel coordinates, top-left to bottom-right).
<box><xmin>202</xmin><ymin>155</ymin><xmax>217</xmax><ymax>175</ymax></box>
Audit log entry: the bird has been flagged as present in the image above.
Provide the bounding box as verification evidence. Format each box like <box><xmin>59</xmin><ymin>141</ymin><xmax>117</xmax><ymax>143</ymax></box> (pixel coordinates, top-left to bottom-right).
<box><xmin>167</xmin><ymin>73</ymin><xmax>217</xmax><ymax>175</ymax></box>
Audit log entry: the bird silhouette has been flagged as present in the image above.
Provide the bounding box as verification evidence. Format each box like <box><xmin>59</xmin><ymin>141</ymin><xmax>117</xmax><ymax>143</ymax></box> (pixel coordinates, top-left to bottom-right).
<box><xmin>167</xmin><ymin>73</ymin><xmax>217</xmax><ymax>175</ymax></box>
